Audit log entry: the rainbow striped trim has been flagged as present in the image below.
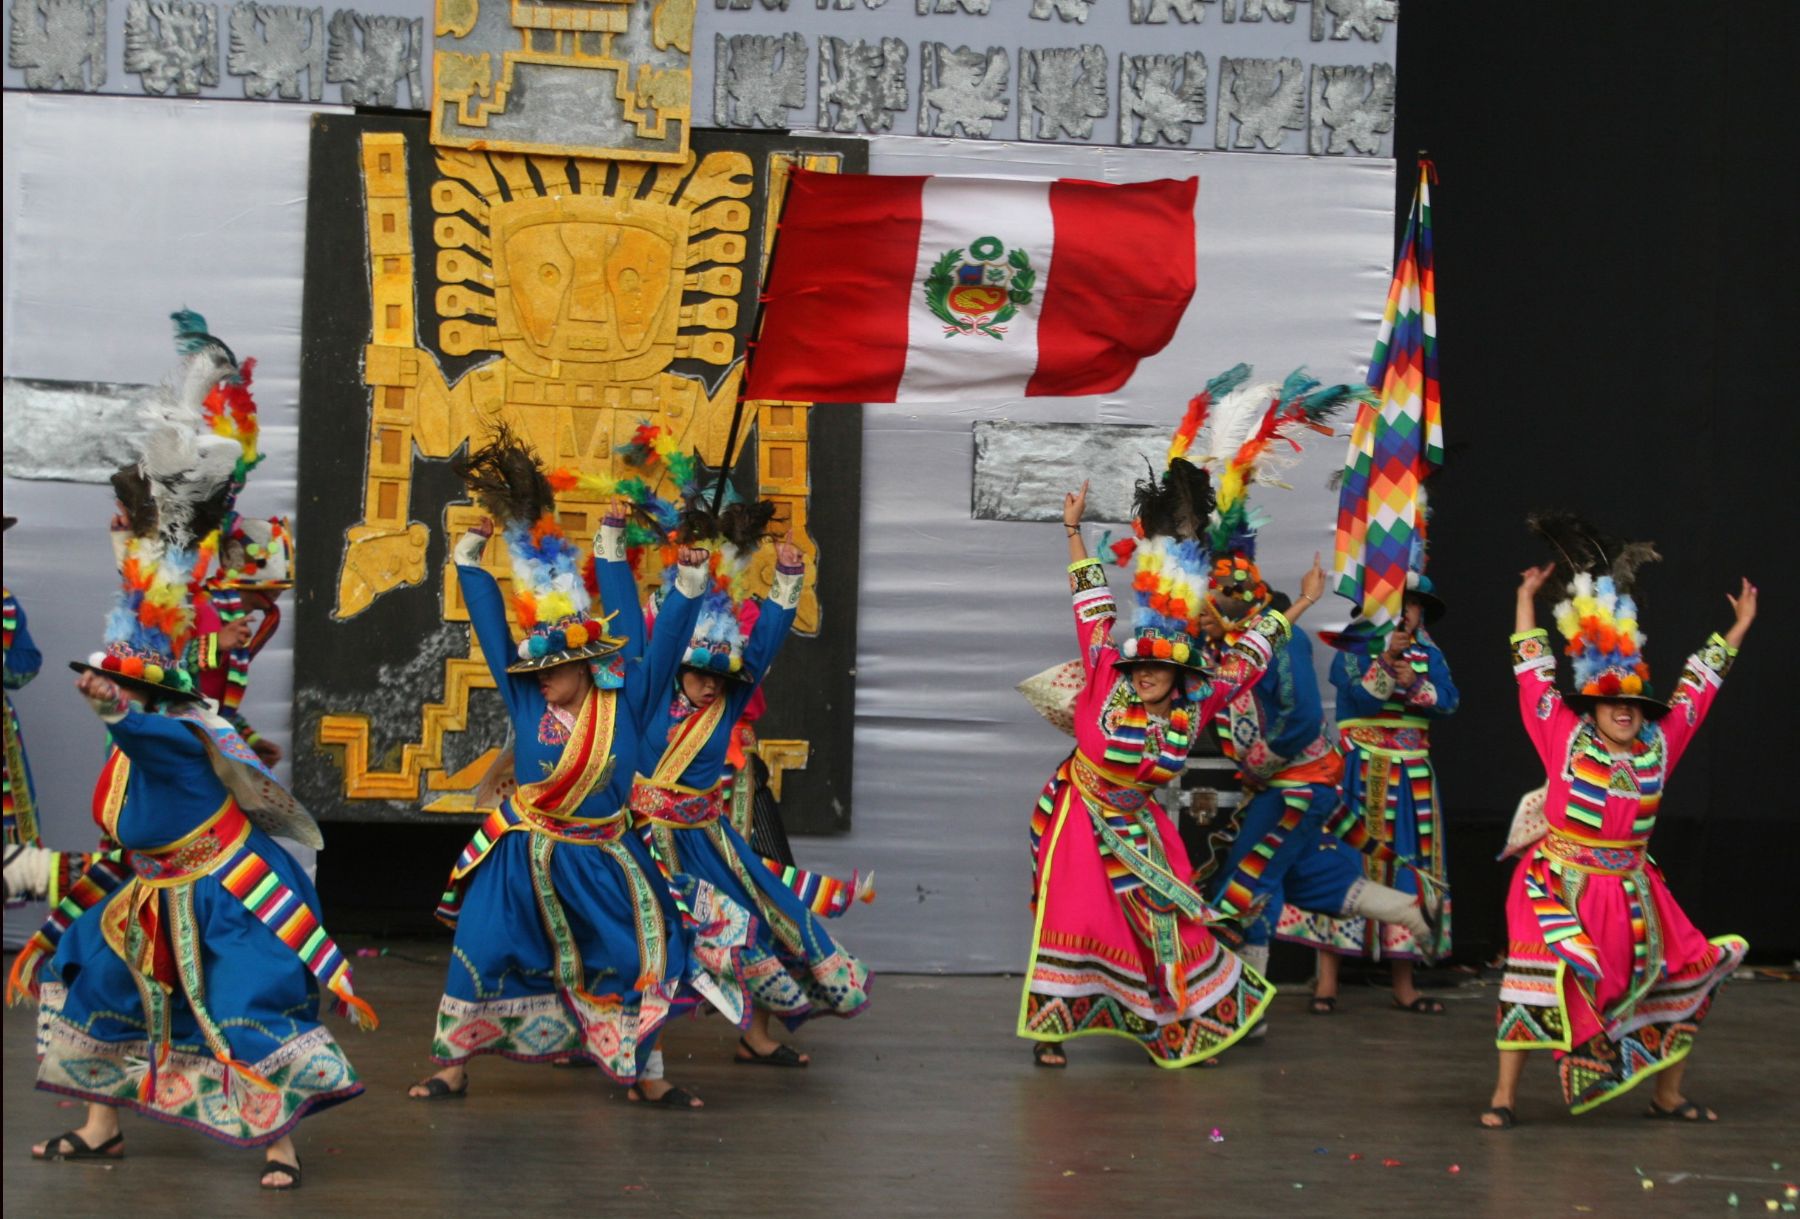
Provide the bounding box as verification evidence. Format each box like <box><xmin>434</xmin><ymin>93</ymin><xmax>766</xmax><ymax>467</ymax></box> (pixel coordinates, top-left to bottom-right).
<box><xmin>1216</xmin><ymin>788</ymin><xmax>1310</xmax><ymax>918</ymax></box>
<box><xmin>219</xmin><ymin>846</ymin><xmax>374</xmax><ymax>1029</ymax></box>
<box><xmin>7</xmin><ymin>855</ymin><xmax>132</xmax><ymax>1005</ymax></box>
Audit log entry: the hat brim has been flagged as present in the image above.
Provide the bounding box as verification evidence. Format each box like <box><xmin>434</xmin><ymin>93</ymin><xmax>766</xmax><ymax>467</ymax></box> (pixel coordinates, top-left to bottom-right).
<box><xmin>1114</xmin><ymin>655</ymin><xmax>1208</xmax><ymax>675</ymax></box>
<box><xmin>68</xmin><ymin>659</ymin><xmax>203</xmax><ymax>704</ymax></box>
<box><xmin>1566</xmin><ymin>691</ymin><xmax>1670</xmax><ymax>721</ymax></box>
<box><xmin>2</xmin><ymin>515</ymin><xmax>16</xmax><ymax>531</ymax></box>
<box><xmin>1409</xmin><ymin>590</ymin><xmax>1448</xmax><ymax>624</ymax></box>
<box><xmin>504</xmin><ymin>638</ymin><xmax>624</xmax><ymax>674</ymax></box>
<box><xmin>679</xmin><ymin>662</ymin><xmax>756</xmax><ymax>684</ymax></box>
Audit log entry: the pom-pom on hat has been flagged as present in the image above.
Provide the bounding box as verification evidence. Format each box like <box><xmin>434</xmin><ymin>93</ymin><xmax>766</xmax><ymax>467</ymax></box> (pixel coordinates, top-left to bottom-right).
<box><xmin>1529</xmin><ymin>511</ymin><xmax>1666</xmax><ymax>718</ymax></box>
<box><xmin>453</xmin><ymin>427</ymin><xmax>626</xmax><ymax>675</ymax></box>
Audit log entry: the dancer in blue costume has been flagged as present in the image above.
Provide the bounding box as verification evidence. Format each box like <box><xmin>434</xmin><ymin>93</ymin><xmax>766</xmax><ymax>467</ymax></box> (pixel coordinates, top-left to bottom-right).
<box><xmin>4</xmin><ymin>514</ymin><xmax>45</xmax><ymax>861</ymax></box>
<box><xmin>14</xmin><ymin>385</ymin><xmax>371</xmax><ymax>1192</ymax></box>
<box><xmin>632</xmin><ymin>508</ymin><xmax>870</xmax><ymax>1068</ymax></box>
<box><xmin>1180</xmin><ymin>369</ymin><xmax>1438</xmax><ymax>1026</ymax></box>
<box><xmin>410</xmin><ymin>432</ymin><xmax>752</xmax><ymax>1110</ymax></box>
<box><xmin>1279</xmin><ymin>583</ymin><xmax>1459</xmax><ymax>1013</ymax></box>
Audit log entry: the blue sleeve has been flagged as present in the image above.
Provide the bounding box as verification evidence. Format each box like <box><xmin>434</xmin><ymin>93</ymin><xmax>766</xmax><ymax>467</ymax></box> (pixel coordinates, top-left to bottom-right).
<box><xmin>1331</xmin><ymin>647</ymin><xmax>1391</xmax><ymax>719</ymax></box>
<box><xmin>741</xmin><ymin>597</ymin><xmax>797</xmax><ymax>687</ymax></box>
<box><xmin>104</xmin><ymin>708</ymin><xmax>213</xmax><ymax>788</ymax></box>
<box><xmin>1263</xmin><ymin>633</ymin><xmax>1324</xmax><ymax>760</ymax></box>
<box><xmin>596</xmin><ymin>555</ymin><xmax>645</xmax><ymax>666</ymax></box>
<box><xmin>456</xmin><ymin>563</ymin><xmax>530</xmax><ymax>717</ymax></box>
<box><xmin>633</xmin><ymin>584</ymin><xmax>702</xmax><ymax>728</ymax></box>
<box><xmin>4</xmin><ymin>600</ymin><xmax>42</xmax><ymax>690</ymax></box>
<box><xmin>1416</xmin><ymin>642</ymin><xmax>1460</xmax><ymax>717</ymax></box>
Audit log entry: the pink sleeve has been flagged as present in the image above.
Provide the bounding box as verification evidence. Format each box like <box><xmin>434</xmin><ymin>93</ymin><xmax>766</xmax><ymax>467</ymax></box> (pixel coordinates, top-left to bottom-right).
<box><xmin>1511</xmin><ymin>630</ymin><xmax>1579</xmax><ymax>771</ymax></box>
<box><xmin>1659</xmin><ymin>634</ymin><xmax>1736</xmax><ymax>771</ymax></box>
<box><xmin>1069</xmin><ymin>558</ymin><xmax>1118</xmax><ymax>684</ymax></box>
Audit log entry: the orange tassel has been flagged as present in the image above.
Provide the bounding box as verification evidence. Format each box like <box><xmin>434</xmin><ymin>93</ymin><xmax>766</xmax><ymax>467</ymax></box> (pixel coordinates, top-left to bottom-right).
<box><xmin>7</xmin><ymin>939</ymin><xmax>47</xmax><ymax>1006</ymax></box>
<box><xmin>334</xmin><ymin>987</ymin><xmax>380</xmax><ymax>1032</ymax></box>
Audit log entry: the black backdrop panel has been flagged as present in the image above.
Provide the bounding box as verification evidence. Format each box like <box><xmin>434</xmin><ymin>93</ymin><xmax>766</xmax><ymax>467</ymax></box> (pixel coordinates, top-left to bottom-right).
<box><xmin>295</xmin><ymin>114</ymin><xmax>865</xmax><ymax>878</ymax></box>
<box><xmin>1391</xmin><ymin>1</ymin><xmax>1800</xmax><ymax>962</ymax></box>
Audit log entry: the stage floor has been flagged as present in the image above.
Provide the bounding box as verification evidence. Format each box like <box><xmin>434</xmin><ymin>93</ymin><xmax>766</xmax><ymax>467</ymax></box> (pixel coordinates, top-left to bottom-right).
<box><xmin>5</xmin><ymin>950</ymin><xmax>1796</xmax><ymax>1218</ymax></box>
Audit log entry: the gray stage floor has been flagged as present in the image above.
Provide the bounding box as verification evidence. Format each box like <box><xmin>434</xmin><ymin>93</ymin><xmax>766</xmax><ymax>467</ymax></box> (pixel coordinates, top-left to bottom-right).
<box><xmin>5</xmin><ymin>949</ymin><xmax>1797</xmax><ymax>1218</ymax></box>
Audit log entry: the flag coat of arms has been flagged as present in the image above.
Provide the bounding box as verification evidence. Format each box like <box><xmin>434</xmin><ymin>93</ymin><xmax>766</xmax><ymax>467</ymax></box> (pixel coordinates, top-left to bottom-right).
<box><xmin>746</xmin><ymin>169</ymin><xmax>1198</xmax><ymax>404</ymax></box>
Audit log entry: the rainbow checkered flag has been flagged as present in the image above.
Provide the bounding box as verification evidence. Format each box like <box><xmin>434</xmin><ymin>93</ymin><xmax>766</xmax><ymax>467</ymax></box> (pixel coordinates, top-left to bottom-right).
<box><xmin>1333</xmin><ymin>161</ymin><xmax>1443</xmax><ymax>628</ymax></box>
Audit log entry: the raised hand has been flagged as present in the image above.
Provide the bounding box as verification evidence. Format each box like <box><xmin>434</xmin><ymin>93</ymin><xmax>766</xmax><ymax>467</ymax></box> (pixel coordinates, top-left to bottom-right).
<box><xmin>775</xmin><ymin>536</ymin><xmax>804</xmax><ymax>569</ymax></box>
<box><xmin>1517</xmin><ymin>563</ymin><xmax>1556</xmax><ymax>598</ymax></box>
<box><xmin>678</xmin><ymin>545</ymin><xmax>710</xmax><ymax>568</ymax></box>
<box><xmin>1062</xmin><ymin>481</ymin><xmax>1089</xmax><ymax>529</ymax></box>
<box><xmin>607</xmin><ymin>495</ymin><xmax>631</xmax><ymax>521</ymax></box>
<box><xmin>1299</xmin><ymin>553</ymin><xmax>1327</xmax><ymax>603</ymax></box>
<box><xmin>1724</xmin><ymin>578</ymin><xmax>1758</xmax><ymax>649</ymax></box>
<box><xmin>469</xmin><ymin>516</ymin><xmax>495</xmax><ymax>539</ymax></box>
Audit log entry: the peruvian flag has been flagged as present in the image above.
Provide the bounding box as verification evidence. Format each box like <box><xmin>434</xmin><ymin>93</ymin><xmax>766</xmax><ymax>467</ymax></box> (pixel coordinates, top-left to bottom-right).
<box><xmin>746</xmin><ymin>169</ymin><xmax>1197</xmax><ymax>404</ymax></box>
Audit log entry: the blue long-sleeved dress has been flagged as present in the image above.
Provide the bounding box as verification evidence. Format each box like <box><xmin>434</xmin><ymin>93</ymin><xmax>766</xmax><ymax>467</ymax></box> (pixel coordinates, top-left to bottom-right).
<box><xmin>1277</xmin><ymin>634</ymin><xmax>1458</xmax><ymax>959</ymax></box>
<box><xmin>33</xmin><ymin>708</ymin><xmax>362</xmax><ymax>1146</ymax></box>
<box><xmin>632</xmin><ymin>570</ymin><xmax>870</xmax><ymax>1028</ymax></box>
<box><xmin>4</xmin><ymin>587</ymin><xmax>43</xmax><ymax>848</ymax></box>
<box><xmin>429</xmin><ymin>547</ymin><xmax>753</xmax><ymax>1081</ymax></box>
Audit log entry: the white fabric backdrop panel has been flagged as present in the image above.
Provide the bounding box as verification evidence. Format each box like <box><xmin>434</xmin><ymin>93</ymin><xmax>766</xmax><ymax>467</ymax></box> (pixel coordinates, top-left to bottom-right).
<box><xmin>787</xmin><ymin>137</ymin><xmax>1393</xmax><ymax>972</ymax></box>
<box><xmin>2</xmin><ymin>92</ymin><xmax>339</xmax><ymax>946</ymax></box>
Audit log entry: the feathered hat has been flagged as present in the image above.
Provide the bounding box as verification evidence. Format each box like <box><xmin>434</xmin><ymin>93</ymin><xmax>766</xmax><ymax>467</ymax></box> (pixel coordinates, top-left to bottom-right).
<box><xmin>72</xmin><ymin>346</ymin><xmax>245</xmax><ymax>703</ymax></box>
<box><xmin>453</xmin><ymin>427</ymin><xmax>625</xmax><ymax>674</ymax></box>
<box><xmin>1185</xmin><ymin>365</ymin><xmax>1370</xmax><ymax>626</ymax></box>
<box><xmin>664</xmin><ymin>498</ymin><xmax>778</xmax><ymax>683</ymax></box>
<box><xmin>1529</xmin><ymin>511</ymin><xmax>1666</xmax><ymax>717</ymax></box>
<box><xmin>1107</xmin><ymin>372</ymin><xmax>1229</xmax><ymax>673</ymax></box>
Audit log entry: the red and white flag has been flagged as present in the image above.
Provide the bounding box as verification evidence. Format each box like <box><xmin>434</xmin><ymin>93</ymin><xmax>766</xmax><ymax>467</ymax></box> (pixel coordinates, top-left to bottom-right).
<box><xmin>746</xmin><ymin>169</ymin><xmax>1197</xmax><ymax>404</ymax></box>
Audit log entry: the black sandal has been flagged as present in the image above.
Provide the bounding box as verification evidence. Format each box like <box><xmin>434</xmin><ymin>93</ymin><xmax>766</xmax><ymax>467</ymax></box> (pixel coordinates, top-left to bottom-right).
<box><xmin>32</xmin><ymin>1130</ymin><xmax>125</xmax><ymax>1161</ymax></box>
<box><xmin>1308</xmin><ymin>995</ymin><xmax>1338</xmax><ymax>1015</ymax></box>
<box><xmin>408</xmin><ymin>1075</ymin><xmax>469</xmax><ymax>1101</ymax></box>
<box><xmin>628</xmin><ymin>1083</ymin><xmax>703</xmax><ymax>1109</ymax></box>
<box><xmin>1393</xmin><ymin>995</ymin><xmax>1445</xmax><ymax>1015</ymax></box>
<box><xmin>735</xmin><ymin>1037</ymin><xmax>809</xmax><ymax>1068</ymax></box>
<box><xmin>1032</xmin><ymin>1041</ymin><xmax>1067</xmax><ymax>1069</ymax></box>
<box><xmin>260</xmin><ymin>1156</ymin><xmax>302</xmax><ymax>1191</ymax></box>
<box><xmin>1645</xmin><ymin>1100</ymin><xmax>1718</xmax><ymax>1122</ymax></box>
<box><xmin>1480</xmin><ymin>1106</ymin><xmax>1516</xmax><ymax>1130</ymax></box>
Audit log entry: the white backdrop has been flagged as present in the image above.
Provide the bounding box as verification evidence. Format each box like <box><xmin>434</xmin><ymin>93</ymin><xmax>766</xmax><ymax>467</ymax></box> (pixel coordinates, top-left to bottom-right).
<box><xmin>2</xmin><ymin>97</ymin><xmax>1391</xmax><ymax>969</ymax></box>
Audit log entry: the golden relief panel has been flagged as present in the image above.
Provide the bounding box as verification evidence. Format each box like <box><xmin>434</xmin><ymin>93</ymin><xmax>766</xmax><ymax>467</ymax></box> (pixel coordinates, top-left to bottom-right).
<box><xmin>315</xmin><ymin>130</ymin><xmax>841</xmax><ymax>809</ymax></box>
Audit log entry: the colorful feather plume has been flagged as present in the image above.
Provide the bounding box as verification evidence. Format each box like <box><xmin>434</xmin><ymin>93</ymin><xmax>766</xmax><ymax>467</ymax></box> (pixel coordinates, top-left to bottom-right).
<box><xmin>1530</xmin><ymin>511</ymin><xmax>1662</xmax><ymax>702</ymax></box>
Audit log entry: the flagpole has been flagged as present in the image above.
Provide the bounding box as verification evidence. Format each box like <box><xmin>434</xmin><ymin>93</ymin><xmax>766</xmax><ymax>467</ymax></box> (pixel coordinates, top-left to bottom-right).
<box><xmin>709</xmin><ymin>159</ymin><xmax>797</xmax><ymax>516</ymax></box>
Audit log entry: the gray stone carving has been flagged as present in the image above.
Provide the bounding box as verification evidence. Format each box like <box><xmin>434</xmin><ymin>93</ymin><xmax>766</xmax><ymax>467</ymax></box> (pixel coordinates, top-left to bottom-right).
<box><xmin>916</xmin><ymin>0</ymin><xmax>987</xmax><ymax>13</ymax></box>
<box><xmin>8</xmin><ymin>0</ymin><xmax>107</xmax><ymax>90</ymax></box>
<box><xmin>1120</xmin><ymin>51</ymin><xmax>1204</xmax><ymax>146</ymax></box>
<box><xmin>1028</xmin><ymin>0</ymin><xmax>1090</xmax><ymax>21</ymax></box>
<box><xmin>227</xmin><ymin>2</ymin><xmax>322</xmax><ymax>99</ymax></box>
<box><xmin>972</xmin><ymin>420</ymin><xmax>1160</xmax><ymax>525</ymax></box>
<box><xmin>1020</xmin><ymin>44</ymin><xmax>1104</xmax><ymax>141</ymax></box>
<box><xmin>715</xmin><ymin>32</ymin><xmax>805</xmax><ymax>128</ymax></box>
<box><xmin>1128</xmin><ymin>0</ymin><xmax>1209</xmax><ymax>24</ymax></box>
<box><xmin>1215</xmin><ymin>55</ymin><xmax>1302</xmax><ymax>150</ymax></box>
<box><xmin>1224</xmin><ymin>0</ymin><xmax>1294</xmax><ymax>20</ymax></box>
<box><xmin>325</xmin><ymin>8</ymin><xmax>419</xmax><ymax>107</ymax></box>
<box><xmin>124</xmin><ymin>0</ymin><xmax>217</xmax><ymax>95</ymax></box>
<box><xmin>918</xmin><ymin>42</ymin><xmax>1006</xmax><ymax>138</ymax></box>
<box><xmin>818</xmin><ymin>34</ymin><xmax>906</xmax><ymax>133</ymax></box>
<box><xmin>1311</xmin><ymin>0</ymin><xmax>1394</xmax><ymax>41</ymax></box>
<box><xmin>1309</xmin><ymin>61</ymin><xmax>1392</xmax><ymax>154</ymax></box>
<box><xmin>2</xmin><ymin>378</ymin><xmax>153</xmax><ymax>483</ymax></box>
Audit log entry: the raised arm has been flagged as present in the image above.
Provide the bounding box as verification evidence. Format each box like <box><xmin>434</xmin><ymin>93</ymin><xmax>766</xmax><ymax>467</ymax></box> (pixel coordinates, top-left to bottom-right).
<box><xmin>740</xmin><ymin>541</ymin><xmax>804</xmax><ymax>688</ymax></box>
<box><xmin>1510</xmin><ymin>564</ymin><xmax>1575</xmax><ymax>769</ymax></box>
<box><xmin>73</xmin><ymin>671</ymin><xmax>208</xmax><ymax>785</ymax></box>
<box><xmin>1062</xmin><ymin>482</ymin><xmax>1120</xmax><ymax>683</ymax></box>
<box><xmin>593</xmin><ymin>500</ymin><xmax>645</xmax><ymax>665</ymax></box>
<box><xmin>632</xmin><ymin>546</ymin><xmax>709</xmax><ymax>726</ymax></box>
<box><xmin>454</xmin><ymin>519</ymin><xmax>529</xmax><ymax>716</ymax></box>
<box><xmin>1662</xmin><ymin>579</ymin><xmax>1755</xmax><ymax>769</ymax></box>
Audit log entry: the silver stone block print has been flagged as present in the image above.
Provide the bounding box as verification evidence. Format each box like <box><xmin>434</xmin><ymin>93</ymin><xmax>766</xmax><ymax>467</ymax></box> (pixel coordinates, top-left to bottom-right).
<box><xmin>227</xmin><ymin>1</ymin><xmax>322</xmax><ymax>99</ymax></box>
<box><xmin>1020</xmin><ymin>45</ymin><xmax>1105</xmax><ymax>141</ymax></box>
<box><xmin>2</xmin><ymin>378</ymin><xmax>154</xmax><ymax>484</ymax></box>
<box><xmin>1128</xmin><ymin>0</ymin><xmax>1209</xmax><ymax>24</ymax></box>
<box><xmin>124</xmin><ymin>0</ymin><xmax>217</xmax><ymax>95</ymax></box>
<box><xmin>1120</xmin><ymin>51</ymin><xmax>1204</xmax><ymax>146</ymax></box>
<box><xmin>1215</xmin><ymin>55</ymin><xmax>1303</xmax><ymax>150</ymax></box>
<box><xmin>1028</xmin><ymin>0</ymin><xmax>1090</xmax><ymax>22</ymax></box>
<box><xmin>1223</xmin><ymin>0</ymin><xmax>1294</xmax><ymax>20</ymax></box>
<box><xmin>972</xmin><ymin>421</ymin><xmax>1162</xmax><ymax>526</ymax></box>
<box><xmin>916</xmin><ymin>0</ymin><xmax>987</xmax><ymax>12</ymax></box>
<box><xmin>918</xmin><ymin>42</ymin><xmax>1006</xmax><ymax>138</ymax></box>
<box><xmin>1311</xmin><ymin>0</ymin><xmax>1394</xmax><ymax>42</ymax></box>
<box><xmin>715</xmin><ymin>31</ymin><xmax>805</xmax><ymax>128</ymax></box>
<box><xmin>9</xmin><ymin>0</ymin><xmax>107</xmax><ymax>90</ymax></box>
<box><xmin>714</xmin><ymin>0</ymin><xmax>790</xmax><ymax>8</ymax></box>
<box><xmin>818</xmin><ymin>35</ymin><xmax>906</xmax><ymax>133</ymax></box>
<box><xmin>325</xmin><ymin>8</ymin><xmax>419</xmax><ymax>107</ymax></box>
<box><xmin>1308</xmin><ymin>61</ymin><xmax>1392</xmax><ymax>154</ymax></box>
